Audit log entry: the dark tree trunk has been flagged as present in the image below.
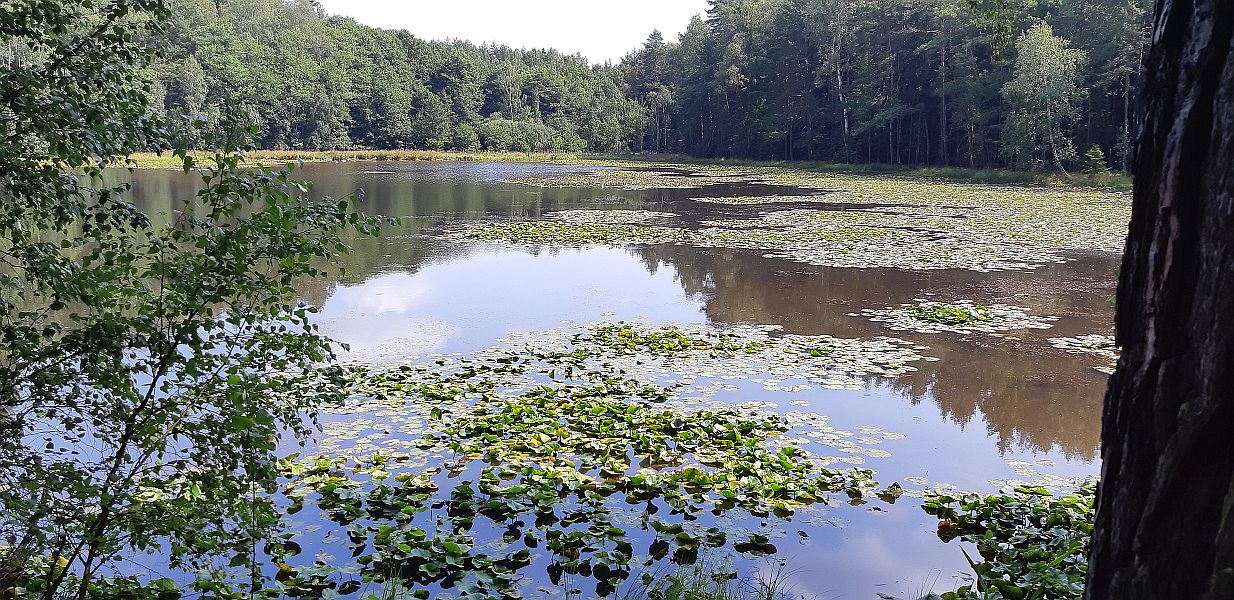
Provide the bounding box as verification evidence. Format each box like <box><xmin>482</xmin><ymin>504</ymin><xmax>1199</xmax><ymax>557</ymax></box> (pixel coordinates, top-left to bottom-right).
<box><xmin>1087</xmin><ymin>1</ymin><xmax>1234</xmax><ymax>598</ymax></box>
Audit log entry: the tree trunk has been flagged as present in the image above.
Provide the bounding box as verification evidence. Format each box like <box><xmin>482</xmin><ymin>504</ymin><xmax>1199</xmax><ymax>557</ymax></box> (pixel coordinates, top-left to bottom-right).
<box><xmin>938</xmin><ymin>37</ymin><xmax>948</xmax><ymax>167</ymax></box>
<box><xmin>1087</xmin><ymin>1</ymin><xmax>1234</xmax><ymax>599</ymax></box>
<box><xmin>1123</xmin><ymin>69</ymin><xmax>1133</xmax><ymax>171</ymax></box>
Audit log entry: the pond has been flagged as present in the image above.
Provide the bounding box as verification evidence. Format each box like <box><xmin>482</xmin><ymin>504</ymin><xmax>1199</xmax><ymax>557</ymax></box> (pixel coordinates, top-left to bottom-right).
<box><xmin>123</xmin><ymin>160</ymin><xmax>1123</xmax><ymax>599</ymax></box>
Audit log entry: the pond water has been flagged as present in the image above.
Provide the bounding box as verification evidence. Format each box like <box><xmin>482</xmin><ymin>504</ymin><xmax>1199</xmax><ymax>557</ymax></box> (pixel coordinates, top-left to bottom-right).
<box><xmin>123</xmin><ymin>161</ymin><xmax>1116</xmax><ymax>599</ymax></box>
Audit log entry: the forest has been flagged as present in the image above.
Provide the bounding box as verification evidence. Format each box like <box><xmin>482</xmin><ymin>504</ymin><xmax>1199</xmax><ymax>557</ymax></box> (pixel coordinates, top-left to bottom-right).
<box><xmin>149</xmin><ymin>0</ymin><xmax>1150</xmax><ymax>170</ymax></box>
<box><xmin>8</xmin><ymin>0</ymin><xmax>1233</xmax><ymax>597</ymax></box>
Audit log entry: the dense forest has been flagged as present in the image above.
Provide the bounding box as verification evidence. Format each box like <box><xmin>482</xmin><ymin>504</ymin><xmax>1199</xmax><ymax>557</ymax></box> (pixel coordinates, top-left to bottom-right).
<box><xmin>149</xmin><ymin>0</ymin><xmax>1150</xmax><ymax>170</ymax></box>
<box><xmin>148</xmin><ymin>0</ymin><xmax>648</xmax><ymax>153</ymax></box>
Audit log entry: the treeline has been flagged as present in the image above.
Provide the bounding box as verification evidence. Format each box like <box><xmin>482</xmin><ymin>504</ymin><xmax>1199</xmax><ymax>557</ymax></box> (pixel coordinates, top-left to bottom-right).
<box><xmin>618</xmin><ymin>0</ymin><xmax>1150</xmax><ymax>170</ymax></box>
<box><xmin>148</xmin><ymin>0</ymin><xmax>647</xmax><ymax>152</ymax></box>
<box><xmin>149</xmin><ymin>0</ymin><xmax>1150</xmax><ymax>170</ymax></box>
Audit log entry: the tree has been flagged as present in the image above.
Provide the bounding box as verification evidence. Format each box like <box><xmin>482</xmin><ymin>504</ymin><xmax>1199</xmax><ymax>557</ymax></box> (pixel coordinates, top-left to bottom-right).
<box><xmin>409</xmin><ymin>88</ymin><xmax>452</xmax><ymax>150</ymax></box>
<box><xmin>1000</xmin><ymin>23</ymin><xmax>1086</xmax><ymax>171</ymax></box>
<box><xmin>0</xmin><ymin>0</ymin><xmax>375</xmax><ymax>596</ymax></box>
<box><xmin>1086</xmin><ymin>0</ymin><xmax>1234</xmax><ymax>597</ymax></box>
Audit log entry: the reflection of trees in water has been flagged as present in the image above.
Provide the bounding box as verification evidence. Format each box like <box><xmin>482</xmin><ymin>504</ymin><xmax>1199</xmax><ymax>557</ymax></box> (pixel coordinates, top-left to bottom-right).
<box><xmin>124</xmin><ymin>163</ymin><xmax>1110</xmax><ymax>458</ymax></box>
<box><xmin>631</xmin><ymin>243</ymin><xmax>1108</xmax><ymax>460</ymax></box>
<box><xmin>888</xmin><ymin>347</ymin><xmax>1102</xmax><ymax>461</ymax></box>
<box><xmin>124</xmin><ymin>166</ymin><xmax>652</xmax><ymax>304</ymax></box>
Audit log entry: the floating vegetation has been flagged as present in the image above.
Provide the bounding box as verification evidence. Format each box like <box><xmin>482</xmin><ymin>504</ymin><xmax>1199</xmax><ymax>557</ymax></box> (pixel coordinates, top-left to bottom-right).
<box><xmin>551</xmin><ymin>209</ymin><xmax>678</xmax><ymax>225</ymax></box>
<box><xmin>758</xmin><ymin>171</ymin><xmax>1129</xmax><ymax>254</ymax></box>
<box><xmin>501</xmin><ymin>321</ymin><xmax>935</xmax><ymax>392</ymax></box>
<box><xmin>497</xmin><ymin>167</ymin><xmax>1128</xmax><ymax>271</ymax></box>
<box><xmin>266</xmin><ymin>320</ymin><xmax>922</xmax><ymax>598</ymax></box>
<box><xmin>453</xmin><ymin>220</ymin><xmax>691</xmax><ymax>246</ymax></box>
<box><xmin>689</xmin><ymin>194</ymin><xmax>835</xmax><ymax>205</ymax></box>
<box><xmin>577</xmin><ymin>323</ymin><xmax>764</xmax><ymax>356</ymax></box>
<box><xmin>908</xmin><ymin>302</ymin><xmax>992</xmax><ymax>325</ymax></box>
<box><xmin>449</xmin><ymin>210</ymin><xmax>1075</xmax><ymax>272</ymax></box>
<box><xmin>448</xmin><ymin>167</ymin><xmax>1129</xmax><ymax>271</ymax></box>
<box><xmin>1049</xmin><ymin>334</ymin><xmax>1120</xmax><ymax>374</ymax></box>
<box><xmin>504</xmin><ymin>166</ymin><xmax>1129</xmax><ymax>258</ymax></box>
<box><xmin>923</xmin><ymin>481</ymin><xmax>1095</xmax><ymax>600</ymax></box>
<box><xmin>504</xmin><ymin>167</ymin><xmax>761</xmax><ymax>190</ymax></box>
<box><xmin>695</xmin><ymin>209</ymin><xmax>1074</xmax><ymax>272</ymax></box>
<box><xmin>856</xmin><ymin>300</ymin><xmax>1058</xmax><ymax>335</ymax></box>
<box><xmin>990</xmin><ymin>460</ymin><xmax>1088</xmax><ymax>493</ymax></box>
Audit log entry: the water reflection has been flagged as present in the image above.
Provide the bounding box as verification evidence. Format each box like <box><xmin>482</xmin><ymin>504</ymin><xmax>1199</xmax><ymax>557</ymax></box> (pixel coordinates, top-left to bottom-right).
<box><xmin>314</xmin><ymin>247</ymin><xmax>708</xmax><ymax>360</ymax></box>
<box><xmin>120</xmin><ymin>161</ymin><xmax>1113</xmax><ymax>597</ymax></box>
<box><xmin>122</xmin><ymin>160</ymin><xmax>1111</xmax><ymax>465</ymax></box>
<box><xmin>629</xmin><ymin>243</ymin><xmax>1112</xmax><ymax>460</ymax></box>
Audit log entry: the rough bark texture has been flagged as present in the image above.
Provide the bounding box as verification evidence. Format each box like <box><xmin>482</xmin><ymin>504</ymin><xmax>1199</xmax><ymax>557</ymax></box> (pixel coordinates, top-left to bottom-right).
<box><xmin>1086</xmin><ymin>0</ymin><xmax>1234</xmax><ymax>598</ymax></box>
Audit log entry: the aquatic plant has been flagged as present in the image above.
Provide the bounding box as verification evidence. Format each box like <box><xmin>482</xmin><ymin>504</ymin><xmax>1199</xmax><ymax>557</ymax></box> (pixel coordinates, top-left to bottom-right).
<box><xmin>577</xmin><ymin>323</ymin><xmax>764</xmax><ymax>356</ymax></box>
<box><xmin>922</xmin><ymin>482</ymin><xmax>1095</xmax><ymax>600</ymax></box>
<box><xmin>551</xmin><ymin>209</ymin><xmax>679</xmax><ymax>225</ymax></box>
<box><xmin>271</xmin><ymin>366</ymin><xmax>892</xmax><ymax>598</ymax></box>
<box><xmin>504</xmin><ymin>166</ymin><xmax>762</xmax><ymax>190</ymax></box>
<box><xmin>249</xmin><ymin>320</ymin><xmax>936</xmax><ymax>598</ymax></box>
<box><xmin>456</xmin><ymin>220</ymin><xmax>692</xmax><ymax>246</ymax></box>
<box><xmin>906</xmin><ymin>303</ymin><xmax>992</xmax><ymax>325</ymax></box>
<box><xmin>857</xmin><ymin>301</ymin><xmax>1058</xmax><ymax>335</ymax></box>
<box><xmin>449</xmin><ymin>167</ymin><xmax>1131</xmax><ymax>272</ymax></box>
<box><xmin>621</xmin><ymin>558</ymin><xmax>794</xmax><ymax>600</ymax></box>
<box><xmin>689</xmin><ymin>194</ymin><xmax>835</xmax><ymax>205</ymax></box>
<box><xmin>1049</xmin><ymin>334</ymin><xmax>1117</xmax><ymax>354</ymax></box>
<box><xmin>1048</xmin><ymin>334</ymin><xmax>1120</xmax><ymax>374</ymax></box>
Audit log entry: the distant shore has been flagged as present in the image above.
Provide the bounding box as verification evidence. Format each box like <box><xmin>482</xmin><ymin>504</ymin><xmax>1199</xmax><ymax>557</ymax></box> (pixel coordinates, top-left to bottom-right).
<box><xmin>126</xmin><ymin>150</ymin><xmax>1133</xmax><ymax>191</ymax></box>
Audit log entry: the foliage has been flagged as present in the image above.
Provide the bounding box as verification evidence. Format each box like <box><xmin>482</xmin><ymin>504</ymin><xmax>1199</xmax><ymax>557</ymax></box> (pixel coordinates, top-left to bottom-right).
<box><xmin>257</xmin><ymin>326</ymin><xmax>903</xmax><ymax>598</ymax></box>
<box><xmin>863</xmin><ymin>301</ymin><xmax>1056</xmax><ymax>334</ymax></box>
<box><xmin>1000</xmin><ymin>24</ymin><xmax>1087</xmax><ymax>171</ymax></box>
<box><xmin>451</xmin><ymin>169</ymin><xmax>1131</xmax><ymax>271</ymax></box>
<box><xmin>922</xmin><ymin>483</ymin><xmax>1095</xmax><ymax>600</ymax></box>
<box><xmin>147</xmin><ymin>0</ymin><xmax>646</xmax><ymax>153</ymax></box>
<box><xmin>460</xmin><ymin>220</ymin><xmax>693</xmax><ymax>246</ymax></box>
<box><xmin>581</xmin><ymin>323</ymin><xmax>764</xmax><ymax>356</ymax></box>
<box><xmin>614</xmin><ymin>0</ymin><xmax>1149</xmax><ymax>169</ymax></box>
<box><xmin>138</xmin><ymin>0</ymin><xmax>1150</xmax><ymax>171</ymax></box>
<box><xmin>0</xmin><ymin>0</ymin><xmax>376</xmax><ymax>596</ymax></box>
<box><xmin>1082</xmin><ymin>145</ymin><xmax>1109</xmax><ymax>174</ymax></box>
<box><xmin>621</xmin><ymin>559</ymin><xmax>792</xmax><ymax>600</ymax></box>
<box><xmin>906</xmin><ymin>303</ymin><xmax>993</xmax><ymax>325</ymax></box>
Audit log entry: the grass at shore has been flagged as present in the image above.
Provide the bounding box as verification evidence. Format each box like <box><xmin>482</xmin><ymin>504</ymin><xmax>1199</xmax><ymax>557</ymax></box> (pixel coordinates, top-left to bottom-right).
<box><xmin>126</xmin><ymin>150</ymin><xmax>1132</xmax><ymax>190</ymax></box>
<box><xmin>125</xmin><ymin>149</ymin><xmax>600</xmax><ymax>169</ymax></box>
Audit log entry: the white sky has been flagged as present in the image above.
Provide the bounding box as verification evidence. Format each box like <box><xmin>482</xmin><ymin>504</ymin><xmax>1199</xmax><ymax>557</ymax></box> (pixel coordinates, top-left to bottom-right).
<box><xmin>314</xmin><ymin>0</ymin><xmax>711</xmax><ymax>64</ymax></box>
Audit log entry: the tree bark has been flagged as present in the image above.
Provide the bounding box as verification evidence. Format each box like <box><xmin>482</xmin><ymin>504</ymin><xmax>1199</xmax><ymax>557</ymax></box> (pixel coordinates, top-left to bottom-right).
<box><xmin>1087</xmin><ymin>1</ymin><xmax>1234</xmax><ymax>598</ymax></box>
<box><xmin>938</xmin><ymin>36</ymin><xmax>948</xmax><ymax>167</ymax></box>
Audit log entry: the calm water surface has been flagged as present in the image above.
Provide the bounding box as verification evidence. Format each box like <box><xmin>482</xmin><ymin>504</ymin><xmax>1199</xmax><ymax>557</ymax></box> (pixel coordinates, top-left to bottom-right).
<box><xmin>125</xmin><ymin>161</ymin><xmax>1114</xmax><ymax>599</ymax></box>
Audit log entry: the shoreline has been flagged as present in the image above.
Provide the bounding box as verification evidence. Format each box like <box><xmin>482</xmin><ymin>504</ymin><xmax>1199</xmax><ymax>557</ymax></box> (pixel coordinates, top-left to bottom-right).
<box><xmin>125</xmin><ymin>150</ymin><xmax>1134</xmax><ymax>191</ymax></box>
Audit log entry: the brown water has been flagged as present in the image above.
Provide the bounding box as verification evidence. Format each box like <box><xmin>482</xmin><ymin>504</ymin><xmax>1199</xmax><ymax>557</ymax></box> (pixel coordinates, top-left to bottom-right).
<box><xmin>121</xmin><ymin>161</ymin><xmax>1114</xmax><ymax>598</ymax></box>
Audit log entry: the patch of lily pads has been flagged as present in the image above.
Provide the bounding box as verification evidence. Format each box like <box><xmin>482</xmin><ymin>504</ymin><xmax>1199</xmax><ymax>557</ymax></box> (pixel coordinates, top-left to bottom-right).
<box><xmin>500</xmin><ymin>321</ymin><xmax>936</xmax><ymax>392</ymax></box>
<box><xmin>452</xmin><ymin>219</ymin><xmax>691</xmax><ymax>246</ymax></box>
<box><xmin>756</xmin><ymin>171</ymin><xmax>1130</xmax><ymax>254</ymax></box>
<box><xmin>695</xmin><ymin>209</ymin><xmax>1078</xmax><ymax>272</ymax></box>
<box><xmin>1049</xmin><ymin>334</ymin><xmax>1119</xmax><ymax>374</ymax></box>
<box><xmin>503</xmin><ymin>166</ymin><xmax>763</xmax><ymax>190</ymax></box>
<box><xmin>923</xmin><ymin>480</ymin><xmax>1095</xmax><ymax>600</ymax></box>
<box><xmin>492</xmin><ymin>167</ymin><xmax>1130</xmax><ymax>272</ymax></box>
<box><xmin>265</xmin><ymin>321</ymin><xmax>925</xmax><ymax>598</ymax></box>
<box><xmin>449</xmin><ymin>205</ymin><xmax>1090</xmax><ymax>272</ymax></box>
<box><xmin>855</xmin><ymin>300</ymin><xmax>1059</xmax><ymax>335</ymax></box>
<box><xmin>550</xmin><ymin>209</ymin><xmax>678</xmax><ymax>225</ymax></box>
<box><xmin>688</xmin><ymin>194</ymin><xmax>836</xmax><ymax>205</ymax></box>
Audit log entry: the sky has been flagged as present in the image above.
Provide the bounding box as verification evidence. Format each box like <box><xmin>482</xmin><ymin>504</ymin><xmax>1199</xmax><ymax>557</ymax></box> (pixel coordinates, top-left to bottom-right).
<box><xmin>314</xmin><ymin>0</ymin><xmax>711</xmax><ymax>64</ymax></box>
